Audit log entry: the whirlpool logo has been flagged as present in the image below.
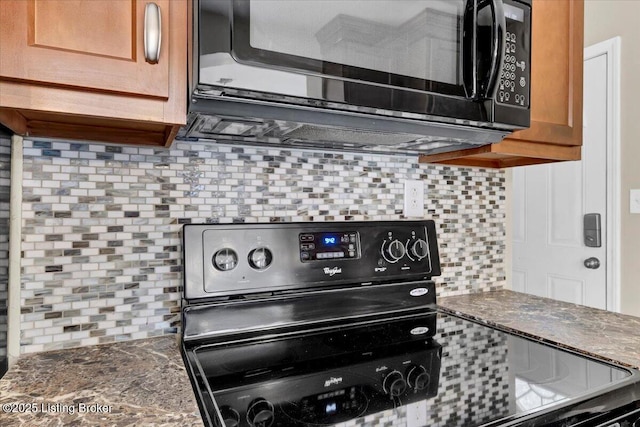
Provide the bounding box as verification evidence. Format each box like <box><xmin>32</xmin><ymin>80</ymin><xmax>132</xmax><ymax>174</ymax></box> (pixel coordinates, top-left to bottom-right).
<box><xmin>324</xmin><ymin>377</ymin><xmax>343</xmax><ymax>387</ymax></box>
<box><xmin>323</xmin><ymin>267</ymin><xmax>342</xmax><ymax>276</ymax></box>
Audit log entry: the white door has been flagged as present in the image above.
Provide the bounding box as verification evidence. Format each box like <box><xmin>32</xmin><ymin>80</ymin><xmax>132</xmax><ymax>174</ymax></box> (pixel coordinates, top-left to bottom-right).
<box><xmin>512</xmin><ymin>47</ymin><xmax>612</xmax><ymax>309</ymax></box>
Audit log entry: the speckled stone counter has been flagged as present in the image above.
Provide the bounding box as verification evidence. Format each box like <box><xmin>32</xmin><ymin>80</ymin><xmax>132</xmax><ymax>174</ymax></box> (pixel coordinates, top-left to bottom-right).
<box><xmin>0</xmin><ymin>336</ymin><xmax>203</xmax><ymax>426</ymax></box>
<box><xmin>3</xmin><ymin>291</ymin><xmax>639</xmax><ymax>426</ymax></box>
<box><xmin>439</xmin><ymin>289</ymin><xmax>640</xmax><ymax>369</ymax></box>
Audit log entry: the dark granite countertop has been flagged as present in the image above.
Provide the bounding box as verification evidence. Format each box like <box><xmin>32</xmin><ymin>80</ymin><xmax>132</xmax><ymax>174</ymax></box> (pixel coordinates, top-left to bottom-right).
<box><xmin>2</xmin><ymin>290</ymin><xmax>639</xmax><ymax>426</ymax></box>
<box><xmin>439</xmin><ymin>289</ymin><xmax>640</xmax><ymax>369</ymax></box>
<box><xmin>0</xmin><ymin>335</ymin><xmax>203</xmax><ymax>426</ymax></box>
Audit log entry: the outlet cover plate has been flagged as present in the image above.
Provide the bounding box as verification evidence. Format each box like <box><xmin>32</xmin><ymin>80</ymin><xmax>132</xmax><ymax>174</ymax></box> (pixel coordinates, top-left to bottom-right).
<box><xmin>404</xmin><ymin>180</ymin><xmax>424</xmax><ymax>217</ymax></box>
<box><xmin>631</xmin><ymin>189</ymin><xmax>640</xmax><ymax>214</ymax></box>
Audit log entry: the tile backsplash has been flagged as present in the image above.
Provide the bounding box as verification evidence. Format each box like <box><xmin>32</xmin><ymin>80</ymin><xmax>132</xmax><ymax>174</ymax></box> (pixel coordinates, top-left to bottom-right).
<box><xmin>19</xmin><ymin>139</ymin><xmax>506</xmax><ymax>354</ymax></box>
<box><xmin>0</xmin><ymin>138</ymin><xmax>10</xmax><ymax>366</ymax></box>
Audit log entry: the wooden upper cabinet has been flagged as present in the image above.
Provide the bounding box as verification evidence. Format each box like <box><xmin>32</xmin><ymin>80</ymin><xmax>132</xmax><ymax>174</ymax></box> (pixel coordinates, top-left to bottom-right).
<box><xmin>2</xmin><ymin>0</ymin><xmax>169</xmax><ymax>98</ymax></box>
<box><xmin>419</xmin><ymin>0</ymin><xmax>584</xmax><ymax>168</ymax></box>
<box><xmin>0</xmin><ymin>0</ymin><xmax>187</xmax><ymax>146</ymax></box>
<box><xmin>508</xmin><ymin>0</ymin><xmax>583</xmax><ymax>147</ymax></box>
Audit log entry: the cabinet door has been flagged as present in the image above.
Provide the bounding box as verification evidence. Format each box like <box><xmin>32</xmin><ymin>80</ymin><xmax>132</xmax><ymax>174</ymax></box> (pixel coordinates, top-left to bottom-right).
<box><xmin>418</xmin><ymin>0</ymin><xmax>584</xmax><ymax>168</ymax></box>
<box><xmin>0</xmin><ymin>0</ymin><xmax>169</xmax><ymax>99</ymax></box>
<box><xmin>506</xmin><ymin>0</ymin><xmax>584</xmax><ymax>146</ymax></box>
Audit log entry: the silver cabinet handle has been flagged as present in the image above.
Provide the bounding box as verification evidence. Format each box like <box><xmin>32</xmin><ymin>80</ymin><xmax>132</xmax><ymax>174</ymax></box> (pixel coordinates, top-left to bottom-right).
<box><xmin>144</xmin><ymin>3</ymin><xmax>162</xmax><ymax>64</ymax></box>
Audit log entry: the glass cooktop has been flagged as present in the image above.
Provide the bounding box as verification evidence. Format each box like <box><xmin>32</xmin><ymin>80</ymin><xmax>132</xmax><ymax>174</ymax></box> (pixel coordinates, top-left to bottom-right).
<box><xmin>186</xmin><ymin>311</ymin><xmax>637</xmax><ymax>427</ymax></box>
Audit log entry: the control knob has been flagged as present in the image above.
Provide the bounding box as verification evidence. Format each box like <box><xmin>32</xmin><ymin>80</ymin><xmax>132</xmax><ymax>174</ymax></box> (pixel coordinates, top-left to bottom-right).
<box><xmin>248</xmin><ymin>247</ymin><xmax>273</xmax><ymax>270</ymax></box>
<box><xmin>246</xmin><ymin>398</ymin><xmax>275</xmax><ymax>427</ymax></box>
<box><xmin>219</xmin><ymin>405</ymin><xmax>240</xmax><ymax>427</ymax></box>
<box><xmin>382</xmin><ymin>370</ymin><xmax>407</xmax><ymax>397</ymax></box>
<box><xmin>410</xmin><ymin>239</ymin><xmax>429</xmax><ymax>260</ymax></box>
<box><xmin>384</xmin><ymin>239</ymin><xmax>406</xmax><ymax>262</ymax></box>
<box><xmin>406</xmin><ymin>364</ymin><xmax>430</xmax><ymax>390</ymax></box>
<box><xmin>213</xmin><ymin>248</ymin><xmax>238</xmax><ymax>271</ymax></box>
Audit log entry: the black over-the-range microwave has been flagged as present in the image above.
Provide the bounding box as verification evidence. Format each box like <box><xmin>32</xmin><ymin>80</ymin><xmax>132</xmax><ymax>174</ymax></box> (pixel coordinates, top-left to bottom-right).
<box><xmin>181</xmin><ymin>0</ymin><xmax>532</xmax><ymax>156</ymax></box>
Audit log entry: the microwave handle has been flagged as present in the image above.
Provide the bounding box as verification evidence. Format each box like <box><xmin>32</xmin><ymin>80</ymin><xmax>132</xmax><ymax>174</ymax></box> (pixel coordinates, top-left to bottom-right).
<box><xmin>462</xmin><ymin>0</ymin><xmax>477</xmax><ymax>99</ymax></box>
<box><xmin>479</xmin><ymin>0</ymin><xmax>506</xmax><ymax>98</ymax></box>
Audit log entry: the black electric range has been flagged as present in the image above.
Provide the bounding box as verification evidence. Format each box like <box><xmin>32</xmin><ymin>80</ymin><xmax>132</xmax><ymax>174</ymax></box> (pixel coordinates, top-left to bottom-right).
<box><xmin>181</xmin><ymin>221</ymin><xmax>640</xmax><ymax>427</ymax></box>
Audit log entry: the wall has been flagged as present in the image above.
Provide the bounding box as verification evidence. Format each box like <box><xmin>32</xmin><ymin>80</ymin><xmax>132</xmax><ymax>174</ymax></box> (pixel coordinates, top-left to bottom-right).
<box><xmin>584</xmin><ymin>1</ymin><xmax>640</xmax><ymax>316</ymax></box>
<box><xmin>18</xmin><ymin>139</ymin><xmax>506</xmax><ymax>354</ymax></box>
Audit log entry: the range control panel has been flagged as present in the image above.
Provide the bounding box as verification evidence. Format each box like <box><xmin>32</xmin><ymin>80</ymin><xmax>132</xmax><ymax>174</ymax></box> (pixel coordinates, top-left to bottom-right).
<box><xmin>182</xmin><ymin>221</ymin><xmax>441</xmax><ymax>300</ymax></box>
<box><xmin>498</xmin><ymin>0</ymin><xmax>531</xmax><ymax>108</ymax></box>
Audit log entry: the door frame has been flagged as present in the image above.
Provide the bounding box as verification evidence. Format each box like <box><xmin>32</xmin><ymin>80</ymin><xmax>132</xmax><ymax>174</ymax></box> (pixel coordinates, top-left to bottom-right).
<box><xmin>584</xmin><ymin>37</ymin><xmax>621</xmax><ymax>312</ymax></box>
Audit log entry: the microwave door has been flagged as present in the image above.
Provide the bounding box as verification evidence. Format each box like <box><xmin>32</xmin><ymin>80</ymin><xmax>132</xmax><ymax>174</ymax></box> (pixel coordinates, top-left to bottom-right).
<box><xmin>232</xmin><ymin>0</ymin><xmax>468</xmax><ymax>93</ymax></box>
<box><xmin>203</xmin><ymin>1</ymin><xmax>480</xmax><ymax>102</ymax></box>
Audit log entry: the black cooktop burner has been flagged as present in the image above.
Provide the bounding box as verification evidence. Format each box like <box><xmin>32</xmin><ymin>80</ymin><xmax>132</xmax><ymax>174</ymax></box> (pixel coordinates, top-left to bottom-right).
<box><xmin>183</xmin><ymin>310</ymin><xmax>639</xmax><ymax>427</ymax></box>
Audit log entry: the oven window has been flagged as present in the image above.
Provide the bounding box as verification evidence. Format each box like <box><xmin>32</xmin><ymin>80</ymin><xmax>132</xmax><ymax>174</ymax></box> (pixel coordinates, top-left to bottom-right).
<box><xmin>247</xmin><ymin>0</ymin><xmax>463</xmax><ymax>86</ymax></box>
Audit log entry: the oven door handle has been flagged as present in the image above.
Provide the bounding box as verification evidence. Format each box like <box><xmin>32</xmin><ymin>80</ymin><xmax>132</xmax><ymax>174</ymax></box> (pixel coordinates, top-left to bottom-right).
<box><xmin>462</xmin><ymin>0</ymin><xmax>477</xmax><ymax>99</ymax></box>
<box><xmin>479</xmin><ymin>0</ymin><xmax>506</xmax><ymax>99</ymax></box>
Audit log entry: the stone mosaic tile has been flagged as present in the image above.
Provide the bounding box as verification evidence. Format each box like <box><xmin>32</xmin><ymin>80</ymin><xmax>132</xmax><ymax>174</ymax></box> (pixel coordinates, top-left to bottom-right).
<box><xmin>20</xmin><ymin>139</ymin><xmax>505</xmax><ymax>353</ymax></box>
<box><xmin>0</xmin><ymin>138</ymin><xmax>10</xmax><ymax>366</ymax></box>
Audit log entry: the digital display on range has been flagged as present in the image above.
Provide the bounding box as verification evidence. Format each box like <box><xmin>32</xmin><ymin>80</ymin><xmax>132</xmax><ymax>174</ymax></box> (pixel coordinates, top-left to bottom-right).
<box><xmin>299</xmin><ymin>232</ymin><xmax>360</xmax><ymax>261</ymax></box>
<box><xmin>321</xmin><ymin>235</ymin><xmax>339</xmax><ymax>247</ymax></box>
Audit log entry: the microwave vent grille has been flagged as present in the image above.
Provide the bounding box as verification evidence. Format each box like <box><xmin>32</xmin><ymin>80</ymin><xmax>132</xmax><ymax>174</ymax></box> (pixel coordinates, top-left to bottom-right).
<box><xmin>281</xmin><ymin>125</ymin><xmax>422</xmax><ymax>146</ymax></box>
<box><xmin>179</xmin><ymin>111</ymin><xmax>509</xmax><ymax>156</ymax></box>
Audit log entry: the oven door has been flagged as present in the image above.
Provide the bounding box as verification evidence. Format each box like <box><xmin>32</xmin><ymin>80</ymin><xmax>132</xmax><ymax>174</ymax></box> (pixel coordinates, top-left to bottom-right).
<box><xmin>198</xmin><ymin>0</ymin><xmax>530</xmax><ymax>126</ymax></box>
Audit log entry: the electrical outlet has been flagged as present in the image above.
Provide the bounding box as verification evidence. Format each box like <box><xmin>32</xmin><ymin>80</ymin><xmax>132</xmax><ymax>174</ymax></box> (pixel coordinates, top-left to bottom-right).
<box><xmin>631</xmin><ymin>189</ymin><xmax>640</xmax><ymax>214</ymax></box>
<box><xmin>404</xmin><ymin>180</ymin><xmax>424</xmax><ymax>217</ymax></box>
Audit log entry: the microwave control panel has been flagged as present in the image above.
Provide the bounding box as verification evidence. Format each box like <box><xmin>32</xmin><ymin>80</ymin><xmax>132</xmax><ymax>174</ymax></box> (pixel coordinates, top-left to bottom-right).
<box><xmin>498</xmin><ymin>0</ymin><xmax>531</xmax><ymax>108</ymax></box>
